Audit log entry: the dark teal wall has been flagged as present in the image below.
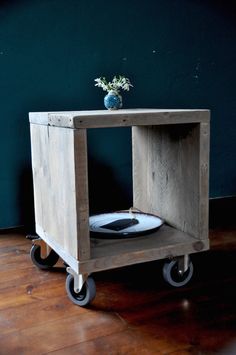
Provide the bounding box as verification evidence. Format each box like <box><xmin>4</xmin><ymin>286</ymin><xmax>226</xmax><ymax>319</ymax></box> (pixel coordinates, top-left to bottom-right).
<box><xmin>0</xmin><ymin>0</ymin><xmax>236</xmax><ymax>228</ymax></box>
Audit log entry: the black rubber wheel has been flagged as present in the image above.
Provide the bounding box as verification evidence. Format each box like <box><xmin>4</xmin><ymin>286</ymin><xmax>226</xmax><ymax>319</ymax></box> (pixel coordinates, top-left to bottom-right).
<box><xmin>30</xmin><ymin>244</ymin><xmax>59</xmax><ymax>270</ymax></box>
<box><xmin>65</xmin><ymin>274</ymin><xmax>96</xmax><ymax>307</ymax></box>
<box><xmin>163</xmin><ymin>259</ymin><xmax>193</xmax><ymax>287</ymax></box>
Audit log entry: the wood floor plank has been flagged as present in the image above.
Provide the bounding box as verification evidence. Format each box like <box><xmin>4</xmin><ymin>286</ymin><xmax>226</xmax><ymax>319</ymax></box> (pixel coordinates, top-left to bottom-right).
<box><xmin>0</xmin><ymin>233</ymin><xmax>27</xmax><ymax>247</ymax></box>
<box><xmin>0</xmin><ymin>276</ymin><xmax>66</xmax><ymax>311</ymax></box>
<box><xmin>47</xmin><ymin>329</ymin><xmax>163</xmax><ymax>355</ymax></box>
<box><xmin>0</xmin><ymin>296</ymin><xmax>87</xmax><ymax>335</ymax></box>
<box><xmin>0</xmin><ymin>242</ymin><xmax>33</xmax><ymax>271</ymax></box>
<box><xmin>1</xmin><ymin>229</ymin><xmax>236</xmax><ymax>354</ymax></box>
<box><xmin>0</xmin><ymin>263</ymin><xmax>65</xmax><ymax>290</ymax></box>
<box><xmin>0</xmin><ymin>311</ymin><xmax>126</xmax><ymax>355</ymax></box>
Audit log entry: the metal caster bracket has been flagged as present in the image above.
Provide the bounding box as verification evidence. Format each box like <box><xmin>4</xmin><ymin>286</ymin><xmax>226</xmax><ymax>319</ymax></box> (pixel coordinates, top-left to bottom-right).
<box><xmin>66</xmin><ymin>267</ymin><xmax>89</xmax><ymax>293</ymax></box>
<box><xmin>31</xmin><ymin>237</ymin><xmax>51</xmax><ymax>259</ymax></box>
<box><xmin>177</xmin><ymin>254</ymin><xmax>190</xmax><ymax>274</ymax></box>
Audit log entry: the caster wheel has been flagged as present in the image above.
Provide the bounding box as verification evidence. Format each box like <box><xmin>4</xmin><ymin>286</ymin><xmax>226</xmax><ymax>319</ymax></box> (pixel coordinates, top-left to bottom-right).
<box><xmin>65</xmin><ymin>274</ymin><xmax>96</xmax><ymax>307</ymax></box>
<box><xmin>163</xmin><ymin>259</ymin><xmax>193</xmax><ymax>287</ymax></box>
<box><xmin>30</xmin><ymin>244</ymin><xmax>59</xmax><ymax>270</ymax></box>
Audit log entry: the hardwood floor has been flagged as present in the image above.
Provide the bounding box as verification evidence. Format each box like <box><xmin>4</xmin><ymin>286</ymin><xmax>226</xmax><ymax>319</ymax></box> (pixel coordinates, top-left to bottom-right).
<box><xmin>1</xmin><ymin>228</ymin><xmax>236</xmax><ymax>354</ymax></box>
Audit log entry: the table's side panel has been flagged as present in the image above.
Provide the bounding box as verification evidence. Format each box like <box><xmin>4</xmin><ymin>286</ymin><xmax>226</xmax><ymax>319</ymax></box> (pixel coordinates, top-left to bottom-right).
<box><xmin>132</xmin><ymin>123</ymin><xmax>201</xmax><ymax>239</ymax></box>
<box><xmin>30</xmin><ymin>124</ymin><xmax>89</xmax><ymax>261</ymax></box>
<box><xmin>199</xmin><ymin>121</ymin><xmax>210</xmax><ymax>240</ymax></box>
<box><xmin>74</xmin><ymin>129</ymin><xmax>90</xmax><ymax>260</ymax></box>
<box><xmin>131</xmin><ymin>126</ymin><xmax>149</xmax><ymax>208</ymax></box>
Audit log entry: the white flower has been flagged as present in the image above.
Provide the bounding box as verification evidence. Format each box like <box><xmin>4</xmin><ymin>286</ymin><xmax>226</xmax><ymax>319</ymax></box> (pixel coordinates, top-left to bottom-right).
<box><xmin>94</xmin><ymin>75</ymin><xmax>133</xmax><ymax>94</ymax></box>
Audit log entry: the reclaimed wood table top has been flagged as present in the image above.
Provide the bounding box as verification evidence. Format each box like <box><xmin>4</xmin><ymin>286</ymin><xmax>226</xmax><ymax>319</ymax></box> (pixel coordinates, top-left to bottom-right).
<box><xmin>29</xmin><ymin>108</ymin><xmax>210</xmax><ymax>128</ymax></box>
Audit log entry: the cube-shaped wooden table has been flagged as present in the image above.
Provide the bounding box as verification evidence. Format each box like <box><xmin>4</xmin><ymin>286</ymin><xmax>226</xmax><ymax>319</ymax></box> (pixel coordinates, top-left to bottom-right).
<box><xmin>29</xmin><ymin>109</ymin><xmax>210</xmax><ymax>306</ymax></box>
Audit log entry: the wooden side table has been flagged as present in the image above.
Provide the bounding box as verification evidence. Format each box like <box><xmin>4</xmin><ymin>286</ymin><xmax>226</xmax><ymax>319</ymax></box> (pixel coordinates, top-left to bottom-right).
<box><xmin>29</xmin><ymin>109</ymin><xmax>210</xmax><ymax>306</ymax></box>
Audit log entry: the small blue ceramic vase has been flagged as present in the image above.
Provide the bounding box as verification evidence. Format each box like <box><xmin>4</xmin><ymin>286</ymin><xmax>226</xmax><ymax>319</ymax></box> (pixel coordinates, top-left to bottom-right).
<box><xmin>104</xmin><ymin>90</ymin><xmax>122</xmax><ymax>110</ymax></box>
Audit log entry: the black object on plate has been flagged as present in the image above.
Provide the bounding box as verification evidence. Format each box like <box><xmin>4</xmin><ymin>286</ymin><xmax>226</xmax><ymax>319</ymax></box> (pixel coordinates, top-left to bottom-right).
<box><xmin>100</xmin><ymin>218</ymin><xmax>139</xmax><ymax>231</ymax></box>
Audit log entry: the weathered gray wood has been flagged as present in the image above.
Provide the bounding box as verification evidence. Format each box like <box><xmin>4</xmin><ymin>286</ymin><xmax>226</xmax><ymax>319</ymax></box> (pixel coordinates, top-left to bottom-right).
<box><xmin>132</xmin><ymin>123</ymin><xmax>207</xmax><ymax>240</ymax></box>
<box><xmin>29</xmin><ymin>109</ymin><xmax>210</xmax><ymax>128</ymax></box>
<box><xmin>199</xmin><ymin>120</ymin><xmax>210</xmax><ymax>240</ymax></box>
<box><xmin>78</xmin><ymin>225</ymin><xmax>209</xmax><ymax>274</ymax></box>
<box><xmin>35</xmin><ymin>224</ymin><xmax>80</xmax><ymax>273</ymax></box>
<box><xmin>73</xmin><ymin>129</ymin><xmax>90</xmax><ymax>260</ymax></box>
<box><xmin>29</xmin><ymin>109</ymin><xmax>210</xmax><ymax>277</ymax></box>
<box><xmin>29</xmin><ymin>112</ymin><xmax>49</xmax><ymax>125</ymax></box>
<box><xmin>30</xmin><ymin>124</ymin><xmax>90</xmax><ymax>263</ymax></box>
<box><xmin>132</xmin><ymin>127</ymin><xmax>149</xmax><ymax>208</ymax></box>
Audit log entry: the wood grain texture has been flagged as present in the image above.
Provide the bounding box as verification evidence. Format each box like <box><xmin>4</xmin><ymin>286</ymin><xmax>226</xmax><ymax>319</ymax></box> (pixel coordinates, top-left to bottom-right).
<box><xmin>29</xmin><ymin>109</ymin><xmax>210</xmax><ymax>128</ymax></box>
<box><xmin>29</xmin><ymin>109</ymin><xmax>210</xmax><ymax>281</ymax></box>
<box><xmin>132</xmin><ymin>123</ymin><xmax>208</xmax><ymax>240</ymax></box>
<box><xmin>199</xmin><ymin>121</ymin><xmax>210</xmax><ymax>240</ymax></box>
<box><xmin>30</xmin><ymin>124</ymin><xmax>78</xmax><ymax>259</ymax></box>
<box><xmin>73</xmin><ymin>129</ymin><xmax>90</xmax><ymax>260</ymax></box>
<box><xmin>81</xmin><ymin>225</ymin><xmax>209</xmax><ymax>274</ymax></box>
<box><xmin>30</xmin><ymin>124</ymin><xmax>90</xmax><ymax>264</ymax></box>
<box><xmin>1</xmin><ymin>229</ymin><xmax>236</xmax><ymax>354</ymax></box>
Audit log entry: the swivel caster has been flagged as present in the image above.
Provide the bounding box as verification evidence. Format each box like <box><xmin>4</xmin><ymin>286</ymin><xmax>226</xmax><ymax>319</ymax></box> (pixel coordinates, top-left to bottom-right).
<box><xmin>65</xmin><ymin>274</ymin><xmax>96</xmax><ymax>307</ymax></box>
<box><xmin>163</xmin><ymin>258</ymin><xmax>193</xmax><ymax>287</ymax></box>
<box><xmin>30</xmin><ymin>244</ymin><xmax>59</xmax><ymax>270</ymax></box>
